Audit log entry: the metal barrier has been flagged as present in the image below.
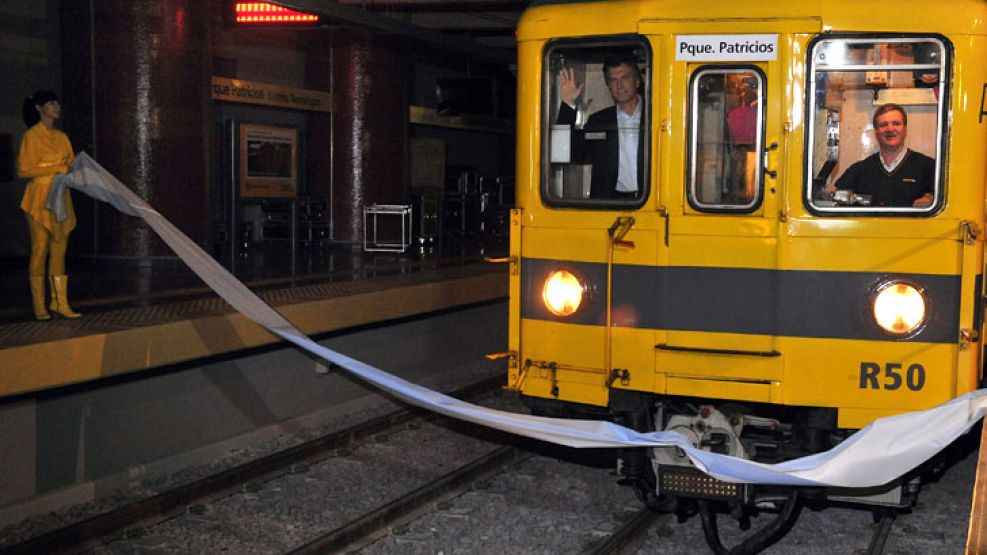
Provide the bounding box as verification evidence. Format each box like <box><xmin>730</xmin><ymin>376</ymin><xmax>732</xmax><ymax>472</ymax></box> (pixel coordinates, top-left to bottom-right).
<box><xmin>363</xmin><ymin>204</ymin><xmax>412</xmax><ymax>253</ymax></box>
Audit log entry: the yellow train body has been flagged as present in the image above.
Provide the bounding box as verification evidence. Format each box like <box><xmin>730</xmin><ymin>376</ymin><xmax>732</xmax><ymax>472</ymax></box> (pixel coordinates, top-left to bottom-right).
<box><xmin>508</xmin><ymin>0</ymin><xmax>987</xmax><ymax>430</ymax></box>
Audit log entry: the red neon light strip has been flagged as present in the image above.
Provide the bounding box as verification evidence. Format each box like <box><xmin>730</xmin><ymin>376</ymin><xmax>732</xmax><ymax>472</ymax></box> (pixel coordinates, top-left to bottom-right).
<box><xmin>235</xmin><ymin>2</ymin><xmax>319</xmax><ymax>23</ymax></box>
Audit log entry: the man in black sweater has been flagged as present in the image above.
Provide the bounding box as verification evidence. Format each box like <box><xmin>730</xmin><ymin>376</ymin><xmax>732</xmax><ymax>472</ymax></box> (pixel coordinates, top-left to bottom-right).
<box><xmin>830</xmin><ymin>103</ymin><xmax>934</xmax><ymax>208</ymax></box>
<box><xmin>556</xmin><ymin>55</ymin><xmax>643</xmax><ymax>200</ymax></box>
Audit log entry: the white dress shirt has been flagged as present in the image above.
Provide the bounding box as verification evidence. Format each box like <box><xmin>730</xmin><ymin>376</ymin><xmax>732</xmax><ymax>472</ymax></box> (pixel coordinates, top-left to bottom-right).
<box><xmin>615</xmin><ymin>97</ymin><xmax>642</xmax><ymax>193</ymax></box>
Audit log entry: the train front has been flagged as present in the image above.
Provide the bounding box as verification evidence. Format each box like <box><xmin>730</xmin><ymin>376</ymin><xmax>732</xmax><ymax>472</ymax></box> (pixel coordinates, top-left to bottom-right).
<box><xmin>505</xmin><ymin>0</ymin><xmax>987</xmax><ymax>549</ymax></box>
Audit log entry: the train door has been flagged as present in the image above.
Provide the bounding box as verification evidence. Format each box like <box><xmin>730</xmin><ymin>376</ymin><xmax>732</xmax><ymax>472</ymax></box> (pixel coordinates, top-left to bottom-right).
<box><xmin>641</xmin><ymin>22</ymin><xmax>819</xmax><ymax>404</ymax></box>
<box><xmin>666</xmin><ymin>57</ymin><xmax>782</xmax><ymax>403</ymax></box>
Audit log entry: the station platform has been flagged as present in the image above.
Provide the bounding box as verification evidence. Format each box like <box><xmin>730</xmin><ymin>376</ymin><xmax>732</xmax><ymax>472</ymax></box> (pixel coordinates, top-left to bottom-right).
<box><xmin>0</xmin><ymin>243</ymin><xmax>508</xmax><ymax>399</ymax></box>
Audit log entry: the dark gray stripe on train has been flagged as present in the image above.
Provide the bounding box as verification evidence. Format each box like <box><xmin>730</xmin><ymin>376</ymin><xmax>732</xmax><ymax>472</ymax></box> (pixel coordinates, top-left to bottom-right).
<box><xmin>521</xmin><ymin>258</ymin><xmax>961</xmax><ymax>344</ymax></box>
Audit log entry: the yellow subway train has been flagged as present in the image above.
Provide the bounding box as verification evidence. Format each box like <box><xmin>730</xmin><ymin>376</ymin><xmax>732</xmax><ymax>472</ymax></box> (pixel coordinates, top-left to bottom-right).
<box><xmin>502</xmin><ymin>0</ymin><xmax>987</xmax><ymax>549</ymax></box>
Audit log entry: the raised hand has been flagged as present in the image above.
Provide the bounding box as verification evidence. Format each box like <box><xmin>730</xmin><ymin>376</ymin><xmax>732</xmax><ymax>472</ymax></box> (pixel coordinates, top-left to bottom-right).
<box><xmin>557</xmin><ymin>67</ymin><xmax>584</xmax><ymax>106</ymax></box>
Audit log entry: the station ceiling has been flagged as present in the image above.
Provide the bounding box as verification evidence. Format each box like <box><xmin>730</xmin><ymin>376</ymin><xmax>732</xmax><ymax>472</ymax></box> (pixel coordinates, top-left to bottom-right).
<box><xmin>272</xmin><ymin>0</ymin><xmax>528</xmax><ymax>64</ymax></box>
<box><xmin>336</xmin><ymin>0</ymin><xmax>525</xmax><ymax>49</ymax></box>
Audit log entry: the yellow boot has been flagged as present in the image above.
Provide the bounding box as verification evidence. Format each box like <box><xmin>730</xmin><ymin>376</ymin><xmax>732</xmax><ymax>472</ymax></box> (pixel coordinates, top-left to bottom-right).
<box><xmin>30</xmin><ymin>276</ymin><xmax>51</xmax><ymax>321</ymax></box>
<box><xmin>49</xmin><ymin>275</ymin><xmax>81</xmax><ymax>319</ymax></box>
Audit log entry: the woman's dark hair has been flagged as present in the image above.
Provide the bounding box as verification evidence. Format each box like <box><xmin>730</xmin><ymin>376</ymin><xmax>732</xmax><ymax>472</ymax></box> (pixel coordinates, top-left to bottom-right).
<box><xmin>22</xmin><ymin>90</ymin><xmax>59</xmax><ymax>127</ymax></box>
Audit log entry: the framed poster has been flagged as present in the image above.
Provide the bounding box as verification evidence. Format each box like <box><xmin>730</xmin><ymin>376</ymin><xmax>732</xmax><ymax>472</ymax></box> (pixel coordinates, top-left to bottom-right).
<box><xmin>239</xmin><ymin>124</ymin><xmax>298</xmax><ymax>198</ymax></box>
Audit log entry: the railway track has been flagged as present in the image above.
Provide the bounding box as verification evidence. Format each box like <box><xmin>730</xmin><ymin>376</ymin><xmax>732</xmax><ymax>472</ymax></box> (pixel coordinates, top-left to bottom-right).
<box><xmin>2</xmin><ymin>374</ymin><xmax>973</xmax><ymax>554</ymax></box>
<box><xmin>76</xmin><ymin>390</ymin><xmax>641</xmax><ymax>554</ymax></box>
<box><xmin>581</xmin><ymin>507</ymin><xmax>662</xmax><ymax>555</ymax></box>
<box><xmin>286</xmin><ymin>446</ymin><xmax>526</xmax><ymax>554</ymax></box>
<box><xmin>1</xmin><ymin>376</ymin><xmax>507</xmax><ymax>555</ymax></box>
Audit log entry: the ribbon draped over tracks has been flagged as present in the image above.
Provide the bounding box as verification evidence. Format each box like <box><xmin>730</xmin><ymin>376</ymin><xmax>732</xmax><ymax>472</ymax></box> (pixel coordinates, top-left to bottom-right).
<box><xmin>54</xmin><ymin>152</ymin><xmax>987</xmax><ymax>489</ymax></box>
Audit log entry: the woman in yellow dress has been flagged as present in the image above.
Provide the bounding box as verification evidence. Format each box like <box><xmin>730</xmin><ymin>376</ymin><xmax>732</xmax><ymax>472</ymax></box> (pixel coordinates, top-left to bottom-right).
<box><xmin>17</xmin><ymin>90</ymin><xmax>81</xmax><ymax>320</ymax></box>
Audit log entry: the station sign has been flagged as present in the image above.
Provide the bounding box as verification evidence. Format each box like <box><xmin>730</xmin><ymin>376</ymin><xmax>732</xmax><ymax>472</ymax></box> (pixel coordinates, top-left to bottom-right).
<box><xmin>676</xmin><ymin>34</ymin><xmax>779</xmax><ymax>61</ymax></box>
<box><xmin>211</xmin><ymin>77</ymin><xmax>331</xmax><ymax>113</ymax></box>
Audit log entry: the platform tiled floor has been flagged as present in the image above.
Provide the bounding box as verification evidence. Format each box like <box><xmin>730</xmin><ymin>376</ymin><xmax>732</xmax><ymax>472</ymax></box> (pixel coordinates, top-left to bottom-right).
<box><xmin>0</xmin><ymin>238</ymin><xmax>502</xmax><ymax>327</ymax></box>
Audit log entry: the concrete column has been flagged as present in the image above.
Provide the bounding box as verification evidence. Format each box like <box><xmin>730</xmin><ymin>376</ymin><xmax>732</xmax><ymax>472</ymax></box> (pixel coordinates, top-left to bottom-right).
<box><xmin>329</xmin><ymin>29</ymin><xmax>408</xmax><ymax>244</ymax></box>
<box><xmin>304</xmin><ymin>31</ymin><xmax>333</xmax><ymax>215</ymax></box>
<box><xmin>62</xmin><ymin>0</ymin><xmax>213</xmax><ymax>258</ymax></box>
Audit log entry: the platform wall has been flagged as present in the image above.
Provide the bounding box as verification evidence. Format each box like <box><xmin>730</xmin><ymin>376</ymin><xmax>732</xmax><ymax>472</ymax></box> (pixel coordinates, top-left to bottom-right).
<box><xmin>0</xmin><ymin>301</ymin><xmax>507</xmax><ymax>526</ymax></box>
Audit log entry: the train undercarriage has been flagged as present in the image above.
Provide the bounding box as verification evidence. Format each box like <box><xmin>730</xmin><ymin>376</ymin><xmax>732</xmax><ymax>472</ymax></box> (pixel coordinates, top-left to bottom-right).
<box><xmin>523</xmin><ymin>390</ymin><xmax>964</xmax><ymax>554</ymax></box>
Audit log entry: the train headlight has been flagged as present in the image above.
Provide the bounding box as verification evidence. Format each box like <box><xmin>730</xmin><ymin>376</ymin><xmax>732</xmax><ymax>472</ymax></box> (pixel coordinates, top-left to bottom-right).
<box><xmin>542</xmin><ymin>270</ymin><xmax>585</xmax><ymax>317</ymax></box>
<box><xmin>872</xmin><ymin>281</ymin><xmax>926</xmax><ymax>335</ymax></box>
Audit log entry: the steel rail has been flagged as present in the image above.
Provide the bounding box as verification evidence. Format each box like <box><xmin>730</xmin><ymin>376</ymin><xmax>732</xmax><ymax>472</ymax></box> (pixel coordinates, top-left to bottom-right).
<box><xmin>581</xmin><ymin>507</ymin><xmax>661</xmax><ymax>555</ymax></box>
<box><xmin>866</xmin><ymin>512</ymin><xmax>896</xmax><ymax>555</ymax></box>
<box><xmin>287</xmin><ymin>445</ymin><xmax>525</xmax><ymax>554</ymax></box>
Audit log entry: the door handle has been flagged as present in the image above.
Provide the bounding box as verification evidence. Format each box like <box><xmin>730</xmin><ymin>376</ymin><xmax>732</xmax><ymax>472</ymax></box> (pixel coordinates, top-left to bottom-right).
<box><xmin>763</xmin><ymin>141</ymin><xmax>779</xmax><ymax>179</ymax></box>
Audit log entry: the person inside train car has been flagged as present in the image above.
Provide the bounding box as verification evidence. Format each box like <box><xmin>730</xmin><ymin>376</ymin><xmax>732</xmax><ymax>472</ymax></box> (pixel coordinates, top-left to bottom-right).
<box><xmin>827</xmin><ymin>103</ymin><xmax>934</xmax><ymax>208</ymax></box>
<box><xmin>726</xmin><ymin>76</ymin><xmax>759</xmax><ymax>203</ymax></box>
<box><xmin>16</xmin><ymin>90</ymin><xmax>82</xmax><ymax>321</ymax></box>
<box><xmin>556</xmin><ymin>54</ymin><xmax>644</xmax><ymax>199</ymax></box>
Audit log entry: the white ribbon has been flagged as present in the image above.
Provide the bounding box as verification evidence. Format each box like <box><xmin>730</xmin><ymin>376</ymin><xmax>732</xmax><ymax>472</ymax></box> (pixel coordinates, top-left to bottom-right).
<box><xmin>57</xmin><ymin>152</ymin><xmax>987</xmax><ymax>488</ymax></box>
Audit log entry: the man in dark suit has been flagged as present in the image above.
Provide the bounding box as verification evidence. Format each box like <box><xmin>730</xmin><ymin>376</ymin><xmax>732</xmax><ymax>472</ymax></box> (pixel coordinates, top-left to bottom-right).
<box><xmin>556</xmin><ymin>55</ymin><xmax>644</xmax><ymax>200</ymax></box>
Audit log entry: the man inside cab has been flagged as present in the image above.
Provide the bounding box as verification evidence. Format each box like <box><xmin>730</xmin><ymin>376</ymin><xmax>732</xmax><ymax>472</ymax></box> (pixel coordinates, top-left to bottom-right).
<box><xmin>827</xmin><ymin>103</ymin><xmax>934</xmax><ymax>208</ymax></box>
<box><xmin>556</xmin><ymin>55</ymin><xmax>643</xmax><ymax>200</ymax></box>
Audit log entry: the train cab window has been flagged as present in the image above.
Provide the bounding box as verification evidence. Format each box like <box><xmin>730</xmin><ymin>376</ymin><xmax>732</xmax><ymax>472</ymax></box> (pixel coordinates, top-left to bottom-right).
<box><xmin>543</xmin><ymin>40</ymin><xmax>650</xmax><ymax>207</ymax></box>
<box><xmin>806</xmin><ymin>37</ymin><xmax>947</xmax><ymax>214</ymax></box>
<box><xmin>688</xmin><ymin>68</ymin><xmax>765</xmax><ymax>211</ymax></box>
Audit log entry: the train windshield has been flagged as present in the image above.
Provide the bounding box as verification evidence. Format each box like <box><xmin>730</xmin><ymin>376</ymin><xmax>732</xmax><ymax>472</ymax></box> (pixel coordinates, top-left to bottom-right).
<box><xmin>806</xmin><ymin>37</ymin><xmax>947</xmax><ymax>214</ymax></box>
<box><xmin>542</xmin><ymin>38</ymin><xmax>650</xmax><ymax>208</ymax></box>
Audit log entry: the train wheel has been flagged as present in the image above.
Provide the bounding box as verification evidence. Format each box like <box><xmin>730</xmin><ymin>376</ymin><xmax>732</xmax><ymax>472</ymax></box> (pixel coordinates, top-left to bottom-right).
<box><xmin>626</xmin><ymin>473</ymin><xmax>661</xmax><ymax>510</ymax></box>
